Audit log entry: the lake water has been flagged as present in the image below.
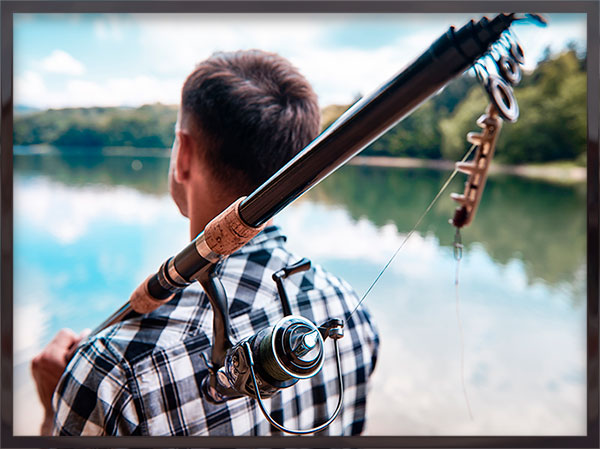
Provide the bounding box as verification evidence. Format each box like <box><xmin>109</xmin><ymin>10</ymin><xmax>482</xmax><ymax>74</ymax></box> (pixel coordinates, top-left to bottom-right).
<box><xmin>12</xmin><ymin>148</ymin><xmax>587</xmax><ymax>436</ymax></box>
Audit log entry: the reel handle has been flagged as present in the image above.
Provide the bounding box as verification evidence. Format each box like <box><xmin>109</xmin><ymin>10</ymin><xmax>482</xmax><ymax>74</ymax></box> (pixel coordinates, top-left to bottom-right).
<box><xmin>273</xmin><ymin>258</ymin><xmax>312</xmax><ymax>317</ymax></box>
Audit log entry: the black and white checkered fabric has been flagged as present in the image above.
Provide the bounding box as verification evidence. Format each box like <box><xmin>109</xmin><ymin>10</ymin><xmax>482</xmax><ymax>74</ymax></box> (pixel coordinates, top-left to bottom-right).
<box><xmin>52</xmin><ymin>226</ymin><xmax>380</xmax><ymax>436</ymax></box>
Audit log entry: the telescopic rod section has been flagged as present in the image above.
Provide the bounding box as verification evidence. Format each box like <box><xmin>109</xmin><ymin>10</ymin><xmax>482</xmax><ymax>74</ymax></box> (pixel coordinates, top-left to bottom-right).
<box><xmin>239</xmin><ymin>14</ymin><xmax>519</xmax><ymax>227</ymax></box>
<box><xmin>94</xmin><ymin>13</ymin><xmax>521</xmax><ymax>332</ymax></box>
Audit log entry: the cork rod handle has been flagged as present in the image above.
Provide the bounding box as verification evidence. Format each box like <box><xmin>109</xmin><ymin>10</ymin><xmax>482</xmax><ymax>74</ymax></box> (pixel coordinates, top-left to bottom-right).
<box><xmin>128</xmin><ymin>197</ymin><xmax>266</xmax><ymax>315</ymax></box>
<box><xmin>204</xmin><ymin>197</ymin><xmax>267</xmax><ymax>256</ymax></box>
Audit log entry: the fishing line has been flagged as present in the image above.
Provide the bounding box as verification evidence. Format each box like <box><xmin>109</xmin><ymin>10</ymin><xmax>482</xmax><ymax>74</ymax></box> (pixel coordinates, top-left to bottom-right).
<box><xmin>454</xmin><ymin>256</ymin><xmax>474</xmax><ymax>420</ymax></box>
<box><xmin>346</xmin><ymin>142</ymin><xmax>478</xmax><ymax>321</ymax></box>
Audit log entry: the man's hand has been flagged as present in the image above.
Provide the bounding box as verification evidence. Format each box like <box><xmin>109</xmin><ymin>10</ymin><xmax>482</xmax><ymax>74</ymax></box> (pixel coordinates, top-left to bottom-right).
<box><xmin>31</xmin><ymin>328</ymin><xmax>89</xmax><ymax>435</ymax></box>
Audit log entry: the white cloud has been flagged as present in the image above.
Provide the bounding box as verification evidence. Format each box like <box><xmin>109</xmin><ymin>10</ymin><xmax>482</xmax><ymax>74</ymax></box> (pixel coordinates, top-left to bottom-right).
<box><xmin>276</xmin><ymin>200</ymin><xmax>439</xmax><ymax>276</ymax></box>
<box><xmin>14</xmin><ymin>71</ymin><xmax>183</xmax><ymax>108</ymax></box>
<box><xmin>133</xmin><ymin>14</ymin><xmax>586</xmax><ymax>107</ymax></box>
<box><xmin>511</xmin><ymin>19</ymin><xmax>587</xmax><ymax>71</ymax></box>
<box><xmin>15</xmin><ymin>14</ymin><xmax>586</xmax><ymax>109</ymax></box>
<box><xmin>133</xmin><ymin>15</ymin><xmax>433</xmax><ymax>106</ymax></box>
<box><xmin>135</xmin><ymin>13</ymin><xmax>326</xmax><ymax>73</ymax></box>
<box><xmin>14</xmin><ymin>70</ymin><xmax>46</xmax><ymax>106</ymax></box>
<box><xmin>14</xmin><ymin>178</ymin><xmax>182</xmax><ymax>244</ymax></box>
<box><xmin>40</xmin><ymin>49</ymin><xmax>86</xmax><ymax>76</ymax></box>
<box><xmin>66</xmin><ymin>75</ymin><xmax>183</xmax><ymax>107</ymax></box>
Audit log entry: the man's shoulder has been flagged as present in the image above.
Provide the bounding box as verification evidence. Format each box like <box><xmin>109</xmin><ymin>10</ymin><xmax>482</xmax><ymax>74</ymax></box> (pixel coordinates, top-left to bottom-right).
<box><xmin>226</xmin><ymin>233</ymin><xmax>356</xmax><ymax>289</ymax></box>
<box><xmin>222</xmin><ymin>230</ymin><xmax>364</xmax><ymax>328</ymax></box>
<box><xmin>55</xmin><ymin>226</ymin><xmax>379</xmax><ymax>436</ymax></box>
<box><xmin>72</xmin><ymin>282</ymin><xmax>212</xmax><ymax>370</ymax></box>
<box><xmin>226</xmin><ymin>225</ymin><xmax>357</xmax><ymax>294</ymax></box>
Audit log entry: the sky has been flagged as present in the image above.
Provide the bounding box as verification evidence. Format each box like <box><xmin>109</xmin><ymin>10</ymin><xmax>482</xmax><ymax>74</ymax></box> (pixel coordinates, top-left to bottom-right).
<box><xmin>13</xmin><ymin>13</ymin><xmax>586</xmax><ymax>109</ymax></box>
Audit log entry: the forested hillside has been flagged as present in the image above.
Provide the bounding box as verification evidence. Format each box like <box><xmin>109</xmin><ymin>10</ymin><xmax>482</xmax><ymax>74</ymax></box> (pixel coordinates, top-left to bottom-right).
<box><xmin>14</xmin><ymin>104</ymin><xmax>178</xmax><ymax>149</ymax></box>
<box><xmin>15</xmin><ymin>50</ymin><xmax>586</xmax><ymax>164</ymax></box>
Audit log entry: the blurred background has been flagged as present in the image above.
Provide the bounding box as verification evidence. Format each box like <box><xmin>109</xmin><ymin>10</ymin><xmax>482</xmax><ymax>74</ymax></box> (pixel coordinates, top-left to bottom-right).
<box><xmin>12</xmin><ymin>12</ymin><xmax>587</xmax><ymax>435</ymax></box>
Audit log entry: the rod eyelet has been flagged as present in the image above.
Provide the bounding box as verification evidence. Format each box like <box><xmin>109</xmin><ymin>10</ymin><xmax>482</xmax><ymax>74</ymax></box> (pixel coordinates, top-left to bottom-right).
<box><xmin>486</xmin><ymin>75</ymin><xmax>519</xmax><ymax>122</ymax></box>
<box><xmin>509</xmin><ymin>40</ymin><xmax>525</xmax><ymax>64</ymax></box>
<box><xmin>497</xmin><ymin>55</ymin><xmax>522</xmax><ymax>85</ymax></box>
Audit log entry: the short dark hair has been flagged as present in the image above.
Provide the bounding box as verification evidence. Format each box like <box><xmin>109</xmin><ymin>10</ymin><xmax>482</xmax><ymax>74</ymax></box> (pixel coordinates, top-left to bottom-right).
<box><xmin>181</xmin><ymin>50</ymin><xmax>320</xmax><ymax>194</ymax></box>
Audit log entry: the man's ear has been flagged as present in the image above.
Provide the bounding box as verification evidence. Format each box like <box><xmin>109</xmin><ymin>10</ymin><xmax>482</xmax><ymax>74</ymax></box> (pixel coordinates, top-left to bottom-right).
<box><xmin>174</xmin><ymin>130</ymin><xmax>193</xmax><ymax>184</ymax></box>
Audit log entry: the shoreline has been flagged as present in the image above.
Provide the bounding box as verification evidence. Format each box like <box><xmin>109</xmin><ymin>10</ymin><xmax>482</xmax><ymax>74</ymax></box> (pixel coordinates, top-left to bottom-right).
<box><xmin>349</xmin><ymin>156</ymin><xmax>586</xmax><ymax>183</ymax></box>
<box><xmin>14</xmin><ymin>147</ymin><xmax>587</xmax><ymax>184</ymax></box>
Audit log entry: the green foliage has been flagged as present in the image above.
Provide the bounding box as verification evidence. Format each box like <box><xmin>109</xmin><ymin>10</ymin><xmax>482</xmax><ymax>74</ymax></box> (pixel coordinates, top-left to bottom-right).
<box><xmin>439</xmin><ymin>50</ymin><xmax>586</xmax><ymax>164</ymax></box>
<box><xmin>438</xmin><ymin>87</ymin><xmax>487</xmax><ymax>161</ymax></box>
<box><xmin>368</xmin><ymin>101</ymin><xmax>443</xmax><ymax>158</ymax></box>
<box><xmin>359</xmin><ymin>75</ymin><xmax>479</xmax><ymax>159</ymax></box>
<box><xmin>324</xmin><ymin>50</ymin><xmax>586</xmax><ymax>164</ymax></box>
<box><xmin>14</xmin><ymin>152</ymin><xmax>170</xmax><ymax>195</ymax></box>
<box><xmin>14</xmin><ymin>103</ymin><xmax>178</xmax><ymax>149</ymax></box>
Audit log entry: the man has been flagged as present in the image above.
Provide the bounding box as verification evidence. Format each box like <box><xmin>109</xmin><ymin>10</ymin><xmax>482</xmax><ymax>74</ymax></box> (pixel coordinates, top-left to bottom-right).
<box><xmin>31</xmin><ymin>50</ymin><xmax>379</xmax><ymax>436</ymax></box>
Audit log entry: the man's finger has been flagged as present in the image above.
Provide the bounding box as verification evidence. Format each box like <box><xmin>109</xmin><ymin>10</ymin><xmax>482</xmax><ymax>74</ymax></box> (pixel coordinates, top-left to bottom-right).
<box><xmin>51</xmin><ymin>328</ymin><xmax>79</xmax><ymax>347</ymax></box>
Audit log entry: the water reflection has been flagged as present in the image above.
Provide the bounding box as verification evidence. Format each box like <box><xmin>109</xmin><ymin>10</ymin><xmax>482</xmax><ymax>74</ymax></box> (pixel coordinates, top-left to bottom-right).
<box><xmin>14</xmin><ymin>147</ymin><xmax>171</xmax><ymax>194</ymax></box>
<box><xmin>276</xmin><ymin>201</ymin><xmax>586</xmax><ymax>435</ymax></box>
<box><xmin>310</xmin><ymin>165</ymin><xmax>586</xmax><ymax>291</ymax></box>
<box><xmin>13</xmin><ymin>150</ymin><xmax>586</xmax><ymax>436</ymax></box>
<box><xmin>15</xmin><ymin>151</ymin><xmax>586</xmax><ymax>290</ymax></box>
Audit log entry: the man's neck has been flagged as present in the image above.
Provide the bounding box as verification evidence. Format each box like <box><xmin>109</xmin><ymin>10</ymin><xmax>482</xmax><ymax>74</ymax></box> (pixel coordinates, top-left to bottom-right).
<box><xmin>188</xmin><ymin>195</ymin><xmax>232</xmax><ymax>240</ymax></box>
<box><xmin>184</xmin><ymin>171</ymin><xmax>275</xmax><ymax>241</ymax></box>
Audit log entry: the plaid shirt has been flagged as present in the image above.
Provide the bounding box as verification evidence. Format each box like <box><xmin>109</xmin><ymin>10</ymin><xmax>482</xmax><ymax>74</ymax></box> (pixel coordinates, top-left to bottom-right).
<box><xmin>52</xmin><ymin>225</ymin><xmax>379</xmax><ymax>436</ymax></box>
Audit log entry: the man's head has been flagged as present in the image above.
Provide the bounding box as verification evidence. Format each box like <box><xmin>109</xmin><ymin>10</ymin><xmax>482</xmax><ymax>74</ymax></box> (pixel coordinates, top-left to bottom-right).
<box><xmin>169</xmin><ymin>50</ymin><xmax>320</xmax><ymax>226</ymax></box>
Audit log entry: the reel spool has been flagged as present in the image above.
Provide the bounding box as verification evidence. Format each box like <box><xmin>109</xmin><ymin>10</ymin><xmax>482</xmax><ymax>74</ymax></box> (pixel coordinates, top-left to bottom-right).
<box><xmin>255</xmin><ymin>315</ymin><xmax>325</xmax><ymax>383</ymax></box>
<box><xmin>219</xmin><ymin>315</ymin><xmax>326</xmax><ymax>399</ymax></box>
<box><xmin>203</xmin><ymin>315</ymin><xmax>345</xmax><ymax>434</ymax></box>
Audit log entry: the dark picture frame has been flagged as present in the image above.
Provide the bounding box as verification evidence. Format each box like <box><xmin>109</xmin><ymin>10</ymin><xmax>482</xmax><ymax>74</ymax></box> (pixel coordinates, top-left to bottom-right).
<box><xmin>1</xmin><ymin>1</ymin><xmax>598</xmax><ymax>448</ymax></box>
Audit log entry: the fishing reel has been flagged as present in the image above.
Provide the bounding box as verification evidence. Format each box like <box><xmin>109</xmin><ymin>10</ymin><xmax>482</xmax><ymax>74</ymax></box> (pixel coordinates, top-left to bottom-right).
<box><xmin>198</xmin><ymin>258</ymin><xmax>345</xmax><ymax>434</ymax></box>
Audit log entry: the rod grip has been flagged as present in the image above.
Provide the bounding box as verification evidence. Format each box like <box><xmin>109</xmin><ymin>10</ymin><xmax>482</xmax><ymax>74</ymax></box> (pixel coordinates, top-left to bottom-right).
<box><xmin>130</xmin><ymin>274</ymin><xmax>175</xmax><ymax>314</ymax></box>
<box><xmin>129</xmin><ymin>198</ymin><xmax>264</xmax><ymax>315</ymax></box>
<box><xmin>204</xmin><ymin>197</ymin><xmax>267</xmax><ymax>256</ymax></box>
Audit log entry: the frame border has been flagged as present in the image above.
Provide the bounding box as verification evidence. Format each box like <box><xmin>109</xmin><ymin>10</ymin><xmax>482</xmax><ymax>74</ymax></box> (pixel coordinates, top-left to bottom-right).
<box><xmin>1</xmin><ymin>1</ymin><xmax>598</xmax><ymax>448</ymax></box>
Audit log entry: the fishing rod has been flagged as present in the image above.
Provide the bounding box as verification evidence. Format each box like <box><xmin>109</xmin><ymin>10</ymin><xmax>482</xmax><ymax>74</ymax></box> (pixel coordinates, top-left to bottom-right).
<box><xmin>89</xmin><ymin>13</ymin><xmax>545</xmax><ymax>434</ymax></box>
